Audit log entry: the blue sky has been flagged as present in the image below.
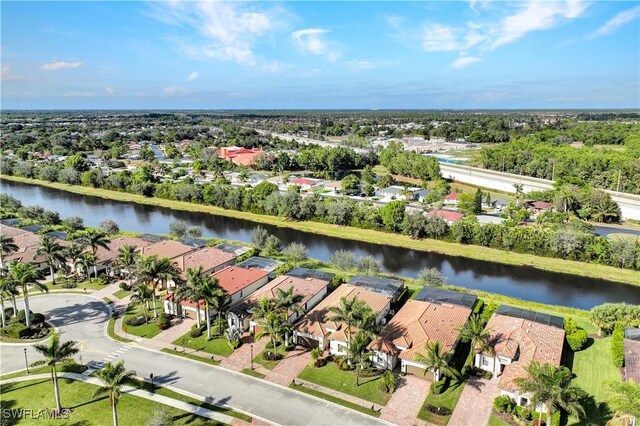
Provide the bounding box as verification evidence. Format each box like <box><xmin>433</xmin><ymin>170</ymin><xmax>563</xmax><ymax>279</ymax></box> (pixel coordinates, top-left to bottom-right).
<box><xmin>2</xmin><ymin>1</ymin><xmax>639</xmax><ymax>109</ymax></box>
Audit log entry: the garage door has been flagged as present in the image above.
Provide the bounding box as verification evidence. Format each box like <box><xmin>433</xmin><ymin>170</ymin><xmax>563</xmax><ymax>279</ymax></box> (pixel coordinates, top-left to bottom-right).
<box><xmin>405</xmin><ymin>364</ymin><xmax>434</xmax><ymax>380</ymax></box>
<box><xmin>297</xmin><ymin>335</ymin><xmax>320</xmax><ymax>349</ymax></box>
<box><xmin>183</xmin><ymin>309</ymin><xmax>195</xmax><ymax>319</ymax></box>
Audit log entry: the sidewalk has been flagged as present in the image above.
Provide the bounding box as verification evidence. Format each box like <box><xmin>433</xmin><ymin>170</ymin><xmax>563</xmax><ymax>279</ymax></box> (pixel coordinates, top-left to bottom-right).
<box><xmin>0</xmin><ymin>372</ymin><xmax>235</xmax><ymax>424</ymax></box>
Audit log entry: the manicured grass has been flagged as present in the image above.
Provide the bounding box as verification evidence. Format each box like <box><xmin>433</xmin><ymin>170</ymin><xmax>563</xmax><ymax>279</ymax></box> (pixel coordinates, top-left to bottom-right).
<box><xmin>0</xmin><ymin>363</ymin><xmax>87</xmax><ymax>380</ymax></box>
<box><xmin>106</xmin><ymin>316</ymin><xmax>134</xmax><ymax>344</ymax></box>
<box><xmin>0</xmin><ymin>322</ymin><xmax>55</xmax><ymax>343</ymax></box>
<box><xmin>161</xmin><ymin>348</ymin><xmax>221</xmax><ymax>366</ymax></box>
<box><xmin>129</xmin><ymin>378</ymin><xmax>251</xmax><ymax>422</ymax></box>
<box><xmin>172</xmin><ymin>331</ymin><xmax>234</xmax><ymax>357</ymax></box>
<box><xmin>45</xmin><ymin>278</ymin><xmax>110</xmax><ymax>291</ymax></box>
<box><xmin>289</xmin><ymin>383</ymin><xmax>381</xmax><ymax>418</ymax></box>
<box><xmin>123</xmin><ymin>301</ymin><xmax>162</xmax><ymax>339</ymax></box>
<box><xmin>298</xmin><ymin>363</ymin><xmax>390</xmax><ymax>406</ymax></box>
<box><xmin>570</xmin><ymin>337</ymin><xmax>621</xmax><ymax>425</ymax></box>
<box><xmin>0</xmin><ymin>378</ymin><xmax>223</xmax><ymax>425</ymax></box>
<box><xmin>4</xmin><ymin>175</ymin><xmax>637</xmax><ymax>287</ymax></box>
<box><xmin>113</xmin><ymin>289</ymin><xmax>132</xmax><ymax>299</ymax></box>
<box><xmin>417</xmin><ymin>380</ymin><xmax>466</xmax><ymax>425</ymax></box>
<box><xmin>241</xmin><ymin>368</ymin><xmax>266</xmax><ymax>379</ymax></box>
<box><xmin>253</xmin><ymin>344</ymin><xmax>289</xmax><ymax>370</ymax></box>
<box><xmin>488</xmin><ymin>413</ymin><xmax>513</xmax><ymax>426</ymax></box>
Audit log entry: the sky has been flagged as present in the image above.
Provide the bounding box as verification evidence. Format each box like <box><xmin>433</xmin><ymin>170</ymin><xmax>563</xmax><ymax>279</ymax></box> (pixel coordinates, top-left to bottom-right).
<box><xmin>1</xmin><ymin>0</ymin><xmax>639</xmax><ymax>109</ymax></box>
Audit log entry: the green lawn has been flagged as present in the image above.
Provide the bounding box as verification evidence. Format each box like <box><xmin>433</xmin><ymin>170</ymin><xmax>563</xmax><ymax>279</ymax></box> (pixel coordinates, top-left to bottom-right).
<box><xmin>297</xmin><ymin>363</ymin><xmax>390</xmax><ymax>406</ymax></box>
<box><xmin>0</xmin><ymin>378</ymin><xmax>223</xmax><ymax>426</ymax></box>
<box><xmin>172</xmin><ymin>331</ymin><xmax>234</xmax><ymax>357</ymax></box>
<box><xmin>242</xmin><ymin>368</ymin><xmax>266</xmax><ymax>379</ymax></box>
<box><xmin>488</xmin><ymin>414</ymin><xmax>513</xmax><ymax>426</ymax></box>
<box><xmin>113</xmin><ymin>289</ymin><xmax>132</xmax><ymax>299</ymax></box>
<box><xmin>123</xmin><ymin>301</ymin><xmax>163</xmax><ymax>339</ymax></box>
<box><xmin>570</xmin><ymin>337</ymin><xmax>621</xmax><ymax>425</ymax></box>
<box><xmin>107</xmin><ymin>316</ymin><xmax>134</xmax><ymax>344</ymax></box>
<box><xmin>0</xmin><ymin>363</ymin><xmax>86</xmax><ymax>380</ymax></box>
<box><xmin>289</xmin><ymin>383</ymin><xmax>381</xmax><ymax>418</ymax></box>
<box><xmin>253</xmin><ymin>344</ymin><xmax>289</xmax><ymax>370</ymax></box>
<box><xmin>417</xmin><ymin>380</ymin><xmax>466</xmax><ymax>425</ymax></box>
<box><xmin>161</xmin><ymin>348</ymin><xmax>221</xmax><ymax>366</ymax></box>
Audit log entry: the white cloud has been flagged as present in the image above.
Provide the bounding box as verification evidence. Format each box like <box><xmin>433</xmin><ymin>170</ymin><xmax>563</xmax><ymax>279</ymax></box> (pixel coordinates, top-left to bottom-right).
<box><xmin>1</xmin><ymin>64</ymin><xmax>25</xmax><ymax>81</ymax></box>
<box><xmin>451</xmin><ymin>56</ymin><xmax>482</xmax><ymax>69</ymax></box>
<box><xmin>422</xmin><ymin>25</ymin><xmax>459</xmax><ymax>51</ymax></box>
<box><xmin>345</xmin><ymin>60</ymin><xmax>393</xmax><ymax>71</ymax></box>
<box><xmin>163</xmin><ymin>86</ymin><xmax>190</xmax><ymax>96</ymax></box>
<box><xmin>105</xmin><ymin>87</ymin><xmax>115</xmax><ymax>95</ymax></box>
<box><xmin>186</xmin><ymin>71</ymin><xmax>199</xmax><ymax>81</ymax></box>
<box><xmin>491</xmin><ymin>1</ymin><xmax>588</xmax><ymax>49</ymax></box>
<box><xmin>589</xmin><ymin>6</ymin><xmax>640</xmax><ymax>39</ymax></box>
<box><xmin>42</xmin><ymin>61</ymin><xmax>82</xmax><ymax>71</ymax></box>
<box><xmin>151</xmin><ymin>1</ymin><xmax>285</xmax><ymax>66</ymax></box>
<box><xmin>291</xmin><ymin>28</ymin><xmax>340</xmax><ymax>61</ymax></box>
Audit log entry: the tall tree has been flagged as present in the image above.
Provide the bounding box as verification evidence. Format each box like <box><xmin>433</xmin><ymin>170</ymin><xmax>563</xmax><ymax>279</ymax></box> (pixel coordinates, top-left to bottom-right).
<box><xmin>0</xmin><ymin>274</ymin><xmax>20</xmax><ymax>324</ymax></box>
<box><xmin>457</xmin><ymin>314</ymin><xmax>494</xmax><ymax>355</ymax></box>
<box><xmin>36</xmin><ymin>236</ymin><xmax>65</xmax><ymax>285</ymax></box>
<box><xmin>0</xmin><ymin>233</ymin><xmax>18</xmax><ymax>269</ymax></box>
<box><xmin>78</xmin><ymin>230</ymin><xmax>109</xmax><ymax>278</ymax></box>
<box><xmin>414</xmin><ymin>340</ymin><xmax>460</xmax><ymax>383</ymax></box>
<box><xmin>93</xmin><ymin>361</ymin><xmax>137</xmax><ymax>426</ymax></box>
<box><xmin>328</xmin><ymin>296</ymin><xmax>368</xmax><ymax>361</ymax></box>
<box><xmin>63</xmin><ymin>243</ymin><xmax>85</xmax><ymax>279</ymax></box>
<box><xmin>7</xmin><ymin>261</ymin><xmax>46</xmax><ymax>326</ymax></box>
<box><xmin>31</xmin><ymin>335</ymin><xmax>79</xmax><ymax>414</ymax></box>
<box><xmin>514</xmin><ymin>362</ymin><xmax>586</xmax><ymax>426</ymax></box>
<box><xmin>112</xmin><ymin>244</ymin><xmax>138</xmax><ymax>285</ymax></box>
<box><xmin>135</xmin><ymin>256</ymin><xmax>179</xmax><ymax>318</ymax></box>
<box><xmin>604</xmin><ymin>380</ymin><xmax>640</xmax><ymax>425</ymax></box>
<box><xmin>129</xmin><ymin>284</ymin><xmax>153</xmax><ymax>323</ymax></box>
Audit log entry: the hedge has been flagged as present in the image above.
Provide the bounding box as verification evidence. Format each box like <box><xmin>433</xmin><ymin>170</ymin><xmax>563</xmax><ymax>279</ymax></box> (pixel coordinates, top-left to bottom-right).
<box><xmin>611</xmin><ymin>322</ymin><xmax>625</xmax><ymax>368</ymax></box>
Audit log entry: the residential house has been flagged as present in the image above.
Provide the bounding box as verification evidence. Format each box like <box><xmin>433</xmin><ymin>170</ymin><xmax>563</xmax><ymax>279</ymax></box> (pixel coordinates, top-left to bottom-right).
<box><xmin>92</xmin><ymin>236</ymin><xmax>152</xmax><ymax>275</ymax></box>
<box><xmin>294</xmin><ymin>284</ymin><xmax>392</xmax><ymax>355</ymax></box>
<box><xmin>414</xmin><ymin>189</ymin><xmax>431</xmax><ymax>203</ymax></box>
<box><xmin>426</xmin><ymin>209</ymin><xmax>464</xmax><ymax>224</ymax></box>
<box><xmin>236</xmin><ymin>256</ymin><xmax>283</xmax><ymax>279</ymax></box>
<box><xmin>444</xmin><ymin>192</ymin><xmax>460</xmax><ymax>206</ymax></box>
<box><xmin>529</xmin><ymin>201</ymin><xmax>554</xmax><ymax>214</ymax></box>
<box><xmin>173</xmin><ymin>247</ymin><xmax>237</xmax><ymax>280</ymax></box>
<box><xmin>140</xmin><ymin>240</ymin><xmax>195</xmax><ymax>259</ymax></box>
<box><xmin>369</xmin><ymin>287</ymin><xmax>476</xmax><ymax>379</ymax></box>
<box><xmin>228</xmin><ymin>270</ymin><xmax>332</xmax><ymax>333</ymax></box>
<box><xmin>624</xmin><ymin>327</ymin><xmax>640</xmax><ymax>385</ymax></box>
<box><xmin>475</xmin><ymin>306</ymin><xmax>565</xmax><ymax>408</ymax></box>
<box><xmin>347</xmin><ymin>275</ymin><xmax>405</xmax><ymax>302</ymax></box>
<box><xmin>377</xmin><ymin>186</ymin><xmax>414</xmax><ymax>201</ymax></box>
<box><xmin>290</xmin><ymin>177</ymin><xmax>323</xmax><ymax>191</ymax></box>
<box><xmin>217</xmin><ymin>146</ymin><xmax>263</xmax><ymax>166</ymax></box>
<box><xmin>323</xmin><ymin>181</ymin><xmax>342</xmax><ymax>195</ymax></box>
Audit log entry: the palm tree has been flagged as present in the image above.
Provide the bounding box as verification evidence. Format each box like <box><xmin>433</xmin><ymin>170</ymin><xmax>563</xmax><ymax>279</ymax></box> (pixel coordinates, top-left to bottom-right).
<box><xmin>203</xmin><ymin>278</ymin><xmax>229</xmax><ymax>339</ymax></box>
<box><xmin>273</xmin><ymin>286</ymin><xmax>304</xmax><ymax>318</ymax></box>
<box><xmin>64</xmin><ymin>243</ymin><xmax>85</xmax><ymax>279</ymax></box>
<box><xmin>175</xmin><ymin>267</ymin><xmax>207</xmax><ymax>328</ymax></box>
<box><xmin>7</xmin><ymin>261</ymin><xmax>46</xmax><ymax>327</ymax></box>
<box><xmin>112</xmin><ymin>244</ymin><xmax>138</xmax><ymax>285</ymax></box>
<box><xmin>255</xmin><ymin>311</ymin><xmax>289</xmax><ymax>352</ymax></box>
<box><xmin>348</xmin><ymin>330</ymin><xmax>373</xmax><ymax>386</ymax></box>
<box><xmin>328</xmin><ymin>296</ymin><xmax>368</xmax><ymax>360</ymax></box>
<box><xmin>514</xmin><ymin>362</ymin><xmax>586</xmax><ymax>426</ymax></box>
<box><xmin>93</xmin><ymin>361</ymin><xmax>137</xmax><ymax>426</ymax></box>
<box><xmin>513</xmin><ymin>183</ymin><xmax>524</xmax><ymax>200</ymax></box>
<box><xmin>0</xmin><ymin>275</ymin><xmax>20</xmax><ymax>326</ymax></box>
<box><xmin>36</xmin><ymin>236</ymin><xmax>65</xmax><ymax>285</ymax></box>
<box><xmin>591</xmin><ymin>198</ymin><xmax>621</xmax><ymax>223</ymax></box>
<box><xmin>457</xmin><ymin>314</ymin><xmax>494</xmax><ymax>356</ymax></box>
<box><xmin>79</xmin><ymin>252</ymin><xmax>98</xmax><ymax>280</ymax></box>
<box><xmin>130</xmin><ymin>284</ymin><xmax>153</xmax><ymax>323</ymax></box>
<box><xmin>135</xmin><ymin>256</ymin><xmax>179</xmax><ymax>319</ymax></box>
<box><xmin>604</xmin><ymin>380</ymin><xmax>640</xmax><ymax>426</ymax></box>
<box><xmin>414</xmin><ymin>340</ymin><xmax>460</xmax><ymax>384</ymax></box>
<box><xmin>0</xmin><ymin>233</ymin><xmax>18</xmax><ymax>269</ymax></box>
<box><xmin>78</xmin><ymin>230</ymin><xmax>109</xmax><ymax>278</ymax></box>
<box><xmin>31</xmin><ymin>335</ymin><xmax>79</xmax><ymax>414</ymax></box>
<box><xmin>251</xmin><ymin>297</ymin><xmax>277</xmax><ymax>321</ymax></box>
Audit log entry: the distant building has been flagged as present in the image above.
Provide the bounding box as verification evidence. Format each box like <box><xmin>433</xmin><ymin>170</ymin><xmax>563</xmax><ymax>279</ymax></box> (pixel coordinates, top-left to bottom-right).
<box><xmin>426</xmin><ymin>209</ymin><xmax>464</xmax><ymax>224</ymax></box>
<box><xmin>217</xmin><ymin>146</ymin><xmax>263</xmax><ymax>166</ymax></box>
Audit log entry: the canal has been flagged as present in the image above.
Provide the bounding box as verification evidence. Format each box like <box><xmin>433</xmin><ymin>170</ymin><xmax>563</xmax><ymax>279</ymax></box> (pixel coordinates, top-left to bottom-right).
<box><xmin>2</xmin><ymin>179</ymin><xmax>639</xmax><ymax>309</ymax></box>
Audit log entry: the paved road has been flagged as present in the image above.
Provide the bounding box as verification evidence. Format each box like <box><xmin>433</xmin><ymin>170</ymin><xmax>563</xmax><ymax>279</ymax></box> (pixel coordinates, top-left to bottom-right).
<box><xmin>0</xmin><ymin>294</ymin><xmax>388</xmax><ymax>426</ymax></box>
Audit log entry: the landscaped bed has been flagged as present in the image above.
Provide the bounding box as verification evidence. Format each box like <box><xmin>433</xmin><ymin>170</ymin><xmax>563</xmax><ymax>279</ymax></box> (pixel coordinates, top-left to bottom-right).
<box><xmin>297</xmin><ymin>362</ymin><xmax>390</xmax><ymax>406</ymax></box>
<box><xmin>253</xmin><ymin>343</ymin><xmax>290</xmax><ymax>370</ymax></box>
<box><xmin>172</xmin><ymin>330</ymin><xmax>234</xmax><ymax>358</ymax></box>
<box><xmin>122</xmin><ymin>301</ymin><xmax>165</xmax><ymax>339</ymax></box>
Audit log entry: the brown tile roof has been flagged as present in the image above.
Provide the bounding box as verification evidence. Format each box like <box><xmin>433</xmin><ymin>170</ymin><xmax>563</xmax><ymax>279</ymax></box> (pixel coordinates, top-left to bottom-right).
<box><xmin>93</xmin><ymin>236</ymin><xmax>151</xmax><ymax>263</ymax></box>
<box><xmin>482</xmin><ymin>313</ymin><xmax>565</xmax><ymax>392</ymax></box>
<box><xmin>231</xmin><ymin>274</ymin><xmax>329</xmax><ymax>317</ymax></box>
<box><xmin>370</xmin><ymin>299</ymin><xmax>473</xmax><ymax>362</ymax></box>
<box><xmin>174</xmin><ymin>247</ymin><xmax>236</xmax><ymax>278</ymax></box>
<box><xmin>10</xmin><ymin>232</ymin><xmax>41</xmax><ymax>251</ymax></box>
<box><xmin>140</xmin><ymin>240</ymin><xmax>195</xmax><ymax>259</ymax></box>
<box><xmin>295</xmin><ymin>284</ymin><xmax>391</xmax><ymax>339</ymax></box>
<box><xmin>211</xmin><ymin>266</ymin><xmax>269</xmax><ymax>296</ymax></box>
<box><xmin>0</xmin><ymin>225</ymin><xmax>27</xmax><ymax>237</ymax></box>
<box><xmin>624</xmin><ymin>338</ymin><xmax>640</xmax><ymax>383</ymax></box>
<box><xmin>5</xmin><ymin>245</ymin><xmax>47</xmax><ymax>264</ymax></box>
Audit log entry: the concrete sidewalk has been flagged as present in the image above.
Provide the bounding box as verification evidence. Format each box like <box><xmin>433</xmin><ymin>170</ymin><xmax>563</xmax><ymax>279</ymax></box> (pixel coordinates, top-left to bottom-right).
<box><xmin>1</xmin><ymin>372</ymin><xmax>235</xmax><ymax>424</ymax></box>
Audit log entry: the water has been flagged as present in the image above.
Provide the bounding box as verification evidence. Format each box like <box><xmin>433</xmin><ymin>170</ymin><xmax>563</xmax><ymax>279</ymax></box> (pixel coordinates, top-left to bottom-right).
<box><xmin>2</xmin><ymin>179</ymin><xmax>639</xmax><ymax>309</ymax></box>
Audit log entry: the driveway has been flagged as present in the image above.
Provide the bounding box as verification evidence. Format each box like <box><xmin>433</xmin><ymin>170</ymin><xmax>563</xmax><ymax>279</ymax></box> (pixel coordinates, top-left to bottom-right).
<box><xmin>0</xmin><ymin>294</ymin><xmax>389</xmax><ymax>426</ymax></box>
<box><xmin>448</xmin><ymin>376</ymin><xmax>500</xmax><ymax>426</ymax></box>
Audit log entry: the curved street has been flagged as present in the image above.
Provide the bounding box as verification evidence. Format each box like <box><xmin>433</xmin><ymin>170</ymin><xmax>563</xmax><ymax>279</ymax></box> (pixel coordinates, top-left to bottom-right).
<box><xmin>0</xmin><ymin>293</ymin><xmax>389</xmax><ymax>426</ymax></box>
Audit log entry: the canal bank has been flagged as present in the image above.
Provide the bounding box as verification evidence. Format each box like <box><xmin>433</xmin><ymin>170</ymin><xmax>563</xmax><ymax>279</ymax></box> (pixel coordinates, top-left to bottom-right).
<box><xmin>1</xmin><ymin>176</ymin><xmax>639</xmax><ymax>309</ymax></box>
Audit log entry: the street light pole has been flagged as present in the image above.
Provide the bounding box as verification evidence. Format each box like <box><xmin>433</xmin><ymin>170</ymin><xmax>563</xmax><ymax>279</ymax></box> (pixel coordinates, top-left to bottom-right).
<box><xmin>24</xmin><ymin>348</ymin><xmax>29</xmax><ymax>374</ymax></box>
<box><xmin>250</xmin><ymin>344</ymin><xmax>254</xmax><ymax>371</ymax></box>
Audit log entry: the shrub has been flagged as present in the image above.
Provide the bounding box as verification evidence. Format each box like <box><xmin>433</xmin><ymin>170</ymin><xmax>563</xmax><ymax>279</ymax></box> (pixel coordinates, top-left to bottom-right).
<box><xmin>3</xmin><ymin>322</ymin><xmax>27</xmax><ymax>338</ymax></box>
<box><xmin>564</xmin><ymin>318</ymin><xmax>580</xmax><ymax>335</ymax></box>
<box><xmin>61</xmin><ymin>280</ymin><xmax>78</xmax><ymax>289</ymax></box>
<box><xmin>190</xmin><ymin>327</ymin><xmax>203</xmax><ymax>338</ymax></box>
<box><xmin>156</xmin><ymin>313</ymin><xmax>171</xmax><ymax>330</ymax></box>
<box><xmin>551</xmin><ymin>409</ymin><xmax>561</xmax><ymax>426</ymax></box>
<box><xmin>4</xmin><ymin>307</ymin><xmax>15</xmax><ymax>319</ymax></box>
<box><xmin>15</xmin><ymin>310</ymin><xmax>32</xmax><ymax>324</ymax></box>
<box><xmin>611</xmin><ymin>323</ymin><xmax>625</xmax><ymax>368</ymax></box>
<box><xmin>126</xmin><ymin>315</ymin><xmax>147</xmax><ymax>326</ymax></box>
<box><xmin>567</xmin><ymin>329</ymin><xmax>589</xmax><ymax>351</ymax></box>
<box><xmin>493</xmin><ymin>395</ymin><xmax>514</xmax><ymax>414</ymax></box>
<box><xmin>481</xmin><ymin>301</ymin><xmax>499</xmax><ymax>324</ymax></box>
<box><xmin>119</xmin><ymin>282</ymin><xmax>132</xmax><ymax>291</ymax></box>
<box><xmin>18</xmin><ymin>326</ymin><xmax>40</xmax><ymax>339</ymax></box>
<box><xmin>30</xmin><ymin>313</ymin><xmax>45</xmax><ymax>325</ymax></box>
<box><xmin>590</xmin><ymin>303</ymin><xmax>640</xmax><ymax>335</ymax></box>
<box><xmin>382</xmin><ymin>369</ymin><xmax>397</xmax><ymax>393</ymax></box>
<box><xmin>425</xmin><ymin>405</ymin><xmax>452</xmax><ymax>416</ymax></box>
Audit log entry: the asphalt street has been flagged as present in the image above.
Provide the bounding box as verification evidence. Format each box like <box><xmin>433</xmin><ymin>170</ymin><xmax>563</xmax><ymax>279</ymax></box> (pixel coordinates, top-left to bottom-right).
<box><xmin>0</xmin><ymin>294</ymin><xmax>388</xmax><ymax>426</ymax></box>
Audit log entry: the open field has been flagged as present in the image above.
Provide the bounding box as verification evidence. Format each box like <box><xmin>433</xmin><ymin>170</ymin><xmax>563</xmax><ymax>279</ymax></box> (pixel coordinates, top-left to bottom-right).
<box><xmin>3</xmin><ymin>175</ymin><xmax>638</xmax><ymax>287</ymax></box>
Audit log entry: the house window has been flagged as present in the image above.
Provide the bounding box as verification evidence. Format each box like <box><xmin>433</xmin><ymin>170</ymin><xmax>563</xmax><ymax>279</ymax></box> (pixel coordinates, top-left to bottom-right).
<box><xmin>520</xmin><ymin>397</ymin><xmax>529</xmax><ymax>407</ymax></box>
<box><xmin>482</xmin><ymin>357</ymin><xmax>490</xmax><ymax>366</ymax></box>
<box><xmin>337</xmin><ymin>344</ymin><xmax>347</xmax><ymax>353</ymax></box>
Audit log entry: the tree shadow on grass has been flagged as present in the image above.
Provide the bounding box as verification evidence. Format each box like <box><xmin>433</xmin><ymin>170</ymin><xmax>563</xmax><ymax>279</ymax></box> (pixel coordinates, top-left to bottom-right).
<box><xmin>68</xmin><ymin>394</ymin><xmax>108</xmax><ymax>410</ymax></box>
<box><xmin>2</xmin><ymin>379</ymin><xmax>50</xmax><ymax>393</ymax></box>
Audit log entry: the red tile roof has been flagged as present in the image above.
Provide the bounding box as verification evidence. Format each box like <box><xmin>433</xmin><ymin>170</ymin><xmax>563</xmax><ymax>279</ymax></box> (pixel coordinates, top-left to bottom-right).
<box><xmin>174</xmin><ymin>247</ymin><xmax>236</xmax><ymax>278</ymax></box>
<box><xmin>211</xmin><ymin>266</ymin><xmax>269</xmax><ymax>296</ymax></box>
<box><xmin>291</xmin><ymin>178</ymin><xmax>317</xmax><ymax>185</ymax></box>
<box><xmin>0</xmin><ymin>225</ymin><xmax>27</xmax><ymax>237</ymax></box>
<box><xmin>140</xmin><ymin>240</ymin><xmax>195</xmax><ymax>259</ymax></box>
<box><xmin>624</xmin><ymin>338</ymin><xmax>640</xmax><ymax>383</ymax></box>
<box><xmin>445</xmin><ymin>192</ymin><xmax>460</xmax><ymax>200</ymax></box>
<box><xmin>426</xmin><ymin>210</ymin><xmax>464</xmax><ymax>222</ymax></box>
<box><xmin>531</xmin><ymin>201</ymin><xmax>554</xmax><ymax>210</ymax></box>
<box><xmin>93</xmin><ymin>236</ymin><xmax>151</xmax><ymax>263</ymax></box>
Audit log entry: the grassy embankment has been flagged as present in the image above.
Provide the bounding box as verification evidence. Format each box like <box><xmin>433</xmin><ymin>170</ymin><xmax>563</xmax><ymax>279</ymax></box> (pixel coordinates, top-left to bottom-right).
<box><xmin>3</xmin><ymin>175</ymin><xmax>638</xmax><ymax>287</ymax></box>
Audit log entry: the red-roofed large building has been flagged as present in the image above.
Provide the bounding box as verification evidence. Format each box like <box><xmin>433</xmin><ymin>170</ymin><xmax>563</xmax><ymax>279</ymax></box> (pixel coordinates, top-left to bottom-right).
<box><xmin>217</xmin><ymin>146</ymin><xmax>263</xmax><ymax>166</ymax></box>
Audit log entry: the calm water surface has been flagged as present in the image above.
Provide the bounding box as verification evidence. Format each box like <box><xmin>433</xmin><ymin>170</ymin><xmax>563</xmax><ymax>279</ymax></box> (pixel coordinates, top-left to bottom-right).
<box><xmin>2</xmin><ymin>179</ymin><xmax>639</xmax><ymax>309</ymax></box>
